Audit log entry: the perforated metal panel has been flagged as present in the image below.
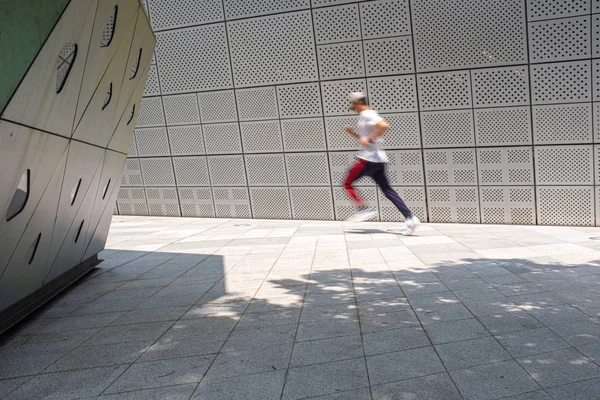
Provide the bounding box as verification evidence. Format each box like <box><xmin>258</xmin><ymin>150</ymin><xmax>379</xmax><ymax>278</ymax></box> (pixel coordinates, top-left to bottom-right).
<box><xmin>595</xmin><ymin>145</ymin><xmax>600</xmax><ymax>184</ymax></box>
<box><xmin>533</xmin><ymin>104</ymin><xmax>593</xmax><ymax>144</ymax></box>
<box><xmin>213</xmin><ymin>187</ymin><xmax>252</xmax><ymax>218</ymax></box>
<box><xmin>207</xmin><ymin>155</ymin><xmax>247</xmax><ymax>186</ymax></box>
<box><xmin>535</xmin><ymin>145</ymin><xmax>593</xmax><ymax>185</ymax></box>
<box><xmin>477</xmin><ymin>147</ymin><xmax>534</xmax><ymax>186</ymax></box>
<box><xmin>364</xmin><ymin>37</ymin><xmax>414</xmax><ymax>76</ymax></box>
<box><xmin>137</xmin><ymin>97</ymin><xmax>165</xmax><ymax>127</ymax></box>
<box><xmin>411</xmin><ymin>0</ymin><xmax>527</xmax><ymax>72</ymax></box>
<box><xmin>427</xmin><ymin>187</ymin><xmax>480</xmax><ymax>223</ymax></box>
<box><xmin>179</xmin><ymin>187</ymin><xmax>215</xmax><ymax>218</ymax></box>
<box><xmin>173</xmin><ymin>156</ymin><xmax>210</xmax><ymax>186</ymax></box>
<box><xmin>329</xmin><ymin>152</ymin><xmax>373</xmax><ymax>186</ymax></box>
<box><xmin>417</xmin><ymin>71</ymin><xmax>472</xmax><ymax>110</ymax></box>
<box><xmin>537</xmin><ymin>186</ymin><xmax>594</xmax><ymax>226</ymax></box>
<box><xmin>203</xmin><ymin>123</ymin><xmax>242</xmax><ymax>154</ymax></box>
<box><xmin>531</xmin><ymin>61</ymin><xmax>591</xmax><ymax>104</ymax></box>
<box><xmin>117</xmin><ymin>187</ymin><xmax>148</xmax><ymax>215</ymax></box>
<box><xmin>155</xmin><ymin>24</ymin><xmax>232</xmax><ymax>94</ymax></box>
<box><xmin>386</xmin><ymin>150</ymin><xmax>424</xmax><ymax>185</ymax></box>
<box><xmin>471</xmin><ymin>66</ymin><xmax>530</xmax><ymax>107</ymax></box>
<box><xmin>135</xmin><ymin>127</ymin><xmax>170</xmax><ymax>157</ymax></box>
<box><xmin>127</xmin><ymin>136</ymin><xmax>138</xmax><ymax>157</ymax></box>
<box><xmin>197</xmin><ymin>91</ymin><xmax>238</xmax><ymax>123</ymax></box>
<box><xmin>163</xmin><ymin>93</ymin><xmax>200</xmax><ymax>126</ymax></box>
<box><xmin>325</xmin><ymin>116</ymin><xmax>360</xmax><ymax>151</ymax></box>
<box><xmin>241</xmin><ymin>121</ymin><xmax>284</xmax><ymax>153</ymax></box>
<box><xmin>250</xmin><ymin>187</ymin><xmax>292</xmax><ymax>219</ymax></box>
<box><xmin>312</xmin><ymin>4</ymin><xmax>360</xmax><ymax>45</ymax></box>
<box><xmin>480</xmin><ymin>186</ymin><xmax>535</xmax><ymax>225</ymax></box>
<box><xmin>228</xmin><ymin>11</ymin><xmax>318</xmax><ymax>87</ymax></box>
<box><xmin>290</xmin><ymin>187</ymin><xmax>335</xmax><ymax>220</ymax></box>
<box><xmin>529</xmin><ymin>16</ymin><xmax>590</xmax><ymax>63</ymax></box>
<box><xmin>333</xmin><ymin>186</ymin><xmax>378</xmax><ymax>220</ymax></box>
<box><xmin>311</xmin><ymin>0</ymin><xmax>356</xmax><ymax>7</ymax></box>
<box><xmin>360</xmin><ymin>0</ymin><xmax>410</xmax><ymax>39</ymax></box>
<box><xmin>317</xmin><ymin>42</ymin><xmax>365</xmax><ymax>80</ymax></box>
<box><xmin>424</xmin><ymin>149</ymin><xmax>477</xmax><ymax>186</ymax></box>
<box><xmin>594</xmin><ymin>15</ymin><xmax>600</xmax><ymax>58</ymax></box>
<box><xmin>224</xmin><ymin>0</ymin><xmax>309</xmax><ymax>20</ymax></box>
<box><xmin>146</xmin><ymin>187</ymin><xmax>181</xmax><ymax>216</ymax></box>
<box><xmin>285</xmin><ymin>153</ymin><xmax>331</xmax><ymax>186</ymax></box>
<box><xmin>381</xmin><ymin>113</ymin><xmax>421</xmax><ymax>149</ymax></box>
<box><xmin>281</xmin><ymin>118</ymin><xmax>327</xmax><ymax>151</ymax></box>
<box><xmin>421</xmin><ymin>110</ymin><xmax>475</xmax><ymax>148</ymax></box>
<box><xmin>121</xmin><ymin>159</ymin><xmax>143</xmax><ymax>186</ymax></box>
<box><xmin>236</xmin><ymin>87</ymin><xmax>279</xmax><ymax>121</ymax></box>
<box><xmin>168</xmin><ymin>125</ymin><xmax>205</xmax><ymax>156</ymax></box>
<box><xmin>143</xmin><ymin>65</ymin><xmax>160</xmax><ymax>96</ymax></box>
<box><xmin>139</xmin><ymin>158</ymin><xmax>176</xmax><ymax>186</ymax></box>
<box><xmin>474</xmin><ymin>107</ymin><xmax>532</xmax><ymax>146</ymax></box>
<box><xmin>148</xmin><ymin>0</ymin><xmax>224</xmax><ymax>30</ymax></box>
<box><xmin>593</xmin><ymin>60</ymin><xmax>600</xmax><ymax>101</ymax></box>
<box><xmin>277</xmin><ymin>83</ymin><xmax>323</xmax><ymax>118</ymax></box>
<box><xmin>378</xmin><ymin>186</ymin><xmax>426</xmax><ymax>222</ymax></box>
<box><xmin>367</xmin><ymin>76</ymin><xmax>418</xmax><ymax>112</ymax></box>
<box><xmin>595</xmin><ymin>103</ymin><xmax>600</xmax><ymax>142</ymax></box>
<box><xmin>321</xmin><ymin>79</ymin><xmax>367</xmax><ymax>116</ymax></box>
<box><xmin>245</xmin><ymin>154</ymin><xmax>287</xmax><ymax>186</ymax></box>
<box><xmin>527</xmin><ymin>0</ymin><xmax>590</xmax><ymax>21</ymax></box>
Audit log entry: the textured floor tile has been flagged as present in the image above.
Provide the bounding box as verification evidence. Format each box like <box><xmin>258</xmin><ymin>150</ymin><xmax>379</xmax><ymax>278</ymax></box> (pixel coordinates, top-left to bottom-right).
<box><xmin>296</xmin><ymin>319</ymin><xmax>360</xmax><ymax>342</ymax></box>
<box><xmin>357</xmin><ymin>298</ymin><xmax>411</xmax><ymax>316</ymax></box>
<box><xmin>552</xmin><ymin>319</ymin><xmax>600</xmax><ymax>348</ymax></box>
<box><xmin>290</xmin><ymin>335</ymin><xmax>363</xmax><ymax>367</ymax></box>
<box><xmin>424</xmin><ymin>318</ymin><xmax>489</xmax><ymax>344</ymax></box>
<box><xmin>282</xmin><ymin>358</ymin><xmax>369</xmax><ymax>399</ymax></box>
<box><xmin>300</xmin><ymin>303</ymin><xmax>358</xmax><ymax>323</ymax></box>
<box><xmin>450</xmin><ymin>360</ymin><xmax>541</xmax><ymax>400</ymax></box>
<box><xmin>363</xmin><ymin>326</ymin><xmax>429</xmax><ymax>356</ymax></box>
<box><xmin>138</xmin><ymin>335</ymin><xmax>224</xmax><ymax>362</ymax></box>
<box><xmin>84</xmin><ymin>321</ymin><xmax>173</xmax><ymax>346</ymax></box>
<box><xmin>303</xmin><ymin>387</ymin><xmax>371</xmax><ymax>399</ymax></box>
<box><xmin>371</xmin><ymin>372</ymin><xmax>462</xmax><ymax>400</ymax></box>
<box><xmin>414</xmin><ymin>303</ymin><xmax>473</xmax><ymax>325</ymax></box>
<box><xmin>517</xmin><ymin>348</ymin><xmax>600</xmax><ymax>388</ymax></box>
<box><xmin>496</xmin><ymin>327</ymin><xmax>571</xmax><ymax>358</ymax></box>
<box><xmin>478</xmin><ymin>312</ymin><xmax>543</xmax><ymax>335</ymax></box>
<box><xmin>463</xmin><ymin>298</ymin><xmax>521</xmax><ymax>317</ymax></box>
<box><xmin>0</xmin><ymin>377</ymin><xmax>29</xmax><ymax>398</ymax></box>
<box><xmin>105</xmin><ymin>356</ymin><xmax>213</xmax><ymax>394</ymax></box>
<box><xmin>367</xmin><ymin>347</ymin><xmax>445</xmax><ymax>385</ymax></box>
<box><xmin>206</xmin><ymin>343</ymin><xmax>292</xmax><ymax>379</ymax></box>
<box><xmin>164</xmin><ymin>317</ymin><xmax>237</xmax><ymax>340</ymax></box>
<box><xmin>359</xmin><ymin>309</ymin><xmax>420</xmax><ymax>333</ymax></box>
<box><xmin>453</xmin><ymin>286</ymin><xmax>506</xmax><ymax>302</ymax></box>
<box><xmin>236</xmin><ymin>309</ymin><xmax>301</xmax><ymax>330</ymax></box>
<box><xmin>226</xmin><ymin>323</ymin><xmax>297</xmax><ymax>350</ymax></box>
<box><xmin>502</xmin><ymin>391</ymin><xmax>552</xmax><ymax>400</ymax></box>
<box><xmin>0</xmin><ymin>346</ymin><xmax>70</xmax><ymax>379</ymax></box>
<box><xmin>579</xmin><ymin>343</ymin><xmax>600</xmax><ymax>364</ymax></box>
<box><xmin>435</xmin><ymin>337</ymin><xmax>512</xmax><ymax>371</ymax></box>
<box><xmin>46</xmin><ymin>341</ymin><xmax>150</xmax><ymax>372</ymax></box>
<box><xmin>193</xmin><ymin>370</ymin><xmax>285</xmax><ymax>400</ymax></box>
<box><xmin>111</xmin><ymin>307</ymin><xmax>188</xmax><ymax>326</ymax></box>
<box><xmin>38</xmin><ymin>313</ymin><xmax>124</xmax><ymax>333</ymax></box>
<box><xmin>528</xmin><ymin>305</ymin><xmax>590</xmax><ymax>327</ymax></box>
<box><xmin>98</xmin><ymin>384</ymin><xmax>196</xmax><ymax>400</ymax></box>
<box><xmin>546</xmin><ymin>377</ymin><xmax>600</xmax><ymax>400</ymax></box>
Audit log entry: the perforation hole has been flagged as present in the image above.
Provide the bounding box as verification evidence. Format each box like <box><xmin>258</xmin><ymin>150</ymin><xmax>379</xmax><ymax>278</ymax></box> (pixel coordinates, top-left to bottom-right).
<box><xmin>101</xmin><ymin>6</ymin><xmax>118</xmax><ymax>47</ymax></box>
<box><xmin>56</xmin><ymin>43</ymin><xmax>77</xmax><ymax>93</ymax></box>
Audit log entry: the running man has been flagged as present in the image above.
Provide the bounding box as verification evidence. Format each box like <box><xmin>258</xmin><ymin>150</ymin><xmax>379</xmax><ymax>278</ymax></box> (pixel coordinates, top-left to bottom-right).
<box><xmin>344</xmin><ymin>92</ymin><xmax>420</xmax><ymax>235</ymax></box>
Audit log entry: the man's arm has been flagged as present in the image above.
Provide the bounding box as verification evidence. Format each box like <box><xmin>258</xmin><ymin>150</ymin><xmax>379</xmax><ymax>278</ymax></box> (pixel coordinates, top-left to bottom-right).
<box><xmin>368</xmin><ymin>120</ymin><xmax>390</xmax><ymax>141</ymax></box>
<box><xmin>344</xmin><ymin>125</ymin><xmax>360</xmax><ymax>140</ymax></box>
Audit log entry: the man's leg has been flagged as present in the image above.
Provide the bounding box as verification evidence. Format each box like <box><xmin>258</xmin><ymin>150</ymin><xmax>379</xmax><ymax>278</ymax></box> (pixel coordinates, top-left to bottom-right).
<box><xmin>344</xmin><ymin>159</ymin><xmax>377</xmax><ymax>221</ymax></box>
<box><xmin>370</xmin><ymin>164</ymin><xmax>412</xmax><ymax>219</ymax></box>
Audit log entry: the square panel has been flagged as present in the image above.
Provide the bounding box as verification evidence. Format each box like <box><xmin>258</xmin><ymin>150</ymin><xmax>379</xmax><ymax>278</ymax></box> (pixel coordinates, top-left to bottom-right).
<box><xmin>207</xmin><ymin>155</ymin><xmax>247</xmax><ymax>186</ymax></box>
<box><xmin>424</xmin><ymin>148</ymin><xmax>477</xmax><ymax>186</ymax></box>
<box><xmin>360</xmin><ymin>0</ymin><xmax>410</xmax><ymax>39</ymax></box>
<box><xmin>417</xmin><ymin>71</ymin><xmax>472</xmax><ymax>110</ymax></box>
<box><xmin>529</xmin><ymin>16</ymin><xmax>590</xmax><ymax>63</ymax></box>
<box><xmin>168</xmin><ymin>125</ymin><xmax>205</xmax><ymax>156</ymax></box>
<box><xmin>127</xmin><ymin>136</ymin><xmax>137</xmax><ymax>157</ymax></box>
<box><xmin>378</xmin><ymin>186</ymin><xmax>427</xmax><ymax>222</ymax></box>
<box><xmin>471</xmin><ymin>66</ymin><xmax>530</xmax><ymax>108</ymax></box>
<box><xmin>285</xmin><ymin>153</ymin><xmax>331</xmax><ymax>186</ymax></box>
<box><xmin>236</xmin><ymin>87</ymin><xmax>279</xmax><ymax>121</ymax></box>
<box><xmin>245</xmin><ymin>154</ymin><xmax>287</xmax><ymax>186</ymax></box>
<box><xmin>533</xmin><ymin>104</ymin><xmax>593</xmax><ymax>144</ymax></box>
<box><xmin>367</xmin><ymin>75</ymin><xmax>418</xmax><ymax>112</ymax></box>
<box><xmin>145</xmin><ymin>187</ymin><xmax>181</xmax><ymax>217</ymax></box>
<box><xmin>290</xmin><ymin>187</ymin><xmax>335</xmax><ymax>220</ymax></box>
<box><xmin>594</xmin><ymin>15</ymin><xmax>600</xmax><ymax>57</ymax></box>
<box><xmin>380</xmin><ymin>113</ymin><xmax>421</xmax><ymax>149</ymax></box>
<box><xmin>162</xmin><ymin>94</ymin><xmax>200</xmax><ymax>126</ymax></box>
<box><xmin>312</xmin><ymin>0</ymin><xmax>356</xmax><ymax>7</ymax></box>
<box><xmin>213</xmin><ymin>187</ymin><xmax>252</xmax><ymax>218</ymax></box>
<box><xmin>172</xmin><ymin>156</ymin><xmax>210</xmax><ymax>186</ymax></box>
<box><xmin>277</xmin><ymin>83</ymin><xmax>323</xmax><ymax>118</ymax></box>
<box><xmin>228</xmin><ymin>11</ymin><xmax>318</xmax><ymax>87</ymax></box>
<box><xmin>333</xmin><ymin>186</ymin><xmax>378</xmax><ymax>220</ymax></box>
<box><xmin>480</xmin><ymin>186</ymin><xmax>535</xmax><ymax>225</ymax></box>
<box><xmin>594</xmin><ymin>60</ymin><xmax>600</xmax><ymax>101</ymax></box>
<box><xmin>364</xmin><ymin>36</ymin><xmax>414</xmax><ymax>76</ymax></box>
<box><xmin>249</xmin><ymin>187</ymin><xmax>292</xmax><ymax>219</ymax></box>
<box><xmin>527</xmin><ymin>0</ymin><xmax>590</xmax><ymax>21</ymax></box>
<box><xmin>317</xmin><ymin>42</ymin><xmax>365</xmax><ymax>80</ymax></box>
<box><xmin>117</xmin><ymin>187</ymin><xmax>148</xmax><ymax>216</ymax></box>
<box><xmin>325</xmin><ymin>116</ymin><xmax>361</xmax><ymax>151</ymax></box>
<box><xmin>312</xmin><ymin>4</ymin><xmax>360</xmax><ymax>44</ymax></box>
<box><xmin>121</xmin><ymin>159</ymin><xmax>143</xmax><ymax>186</ymax></box>
<box><xmin>595</xmin><ymin>103</ymin><xmax>600</xmax><ymax>142</ymax></box>
<box><xmin>535</xmin><ymin>145</ymin><xmax>593</xmax><ymax>185</ymax></box>
<box><xmin>135</xmin><ymin>127</ymin><xmax>170</xmax><ymax>157</ymax></box>
<box><xmin>474</xmin><ymin>107</ymin><xmax>532</xmax><ymax>146</ymax></box>
<box><xmin>143</xmin><ymin>65</ymin><xmax>160</xmax><ymax>96</ymax></box>
<box><xmin>427</xmin><ymin>186</ymin><xmax>480</xmax><ymax>223</ymax></box>
<box><xmin>386</xmin><ymin>150</ymin><xmax>424</xmax><ymax>185</ymax></box>
<box><xmin>329</xmin><ymin>151</ymin><xmax>374</xmax><ymax>186</ymax></box>
<box><xmin>321</xmin><ymin>79</ymin><xmax>367</xmax><ymax>116</ymax></box>
<box><xmin>136</xmin><ymin>97</ymin><xmax>165</xmax><ymax>127</ymax></box>
<box><xmin>139</xmin><ymin>158</ymin><xmax>176</xmax><ymax>186</ymax></box>
<box><xmin>411</xmin><ymin>0</ymin><xmax>527</xmax><ymax>72</ymax></box>
<box><xmin>537</xmin><ymin>186</ymin><xmax>594</xmax><ymax>226</ymax></box>
<box><xmin>155</xmin><ymin>24</ymin><xmax>232</xmax><ymax>93</ymax></box>
<box><xmin>477</xmin><ymin>147</ymin><xmax>534</xmax><ymax>186</ymax></box>
<box><xmin>197</xmin><ymin>91</ymin><xmax>238</xmax><ymax>123</ymax></box>
<box><xmin>178</xmin><ymin>187</ymin><xmax>215</xmax><ymax>218</ymax></box>
<box><xmin>421</xmin><ymin>110</ymin><xmax>475</xmax><ymax>148</ymax></box>
<box><xmin>203</xmin><ymin>123</ymin><xmax>242</xmax><ymax>154</ymax></box>
<box><xmin>240</xmin><ymin>121</ymin><xmax>284</xmax><ymax>153</ymax></box>
<box><xmin>148</xmin><ymin>0</ymin><xmax>224</xmax><ymax>30</ymax></box>
<box><xmin>281</xmin><ymin>118</ymin><xmax>327</xmax><ymax>152</ymax></box>
<box><xmin>530</xmin><ymin>60</ymin><xmax>591</xmax><ymax>104</ymax></box>
<box><xmin>224</xmin><ymin>0</ymin><xmax>309</xmax><ymax>20</ymax></box>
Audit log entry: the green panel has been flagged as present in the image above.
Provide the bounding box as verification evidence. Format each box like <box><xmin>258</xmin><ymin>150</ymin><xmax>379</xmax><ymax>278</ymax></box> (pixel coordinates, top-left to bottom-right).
<box><xmin>0</xmin><ymin>0</ymin><xmax>70</xmax><ymax>113</ymax></box>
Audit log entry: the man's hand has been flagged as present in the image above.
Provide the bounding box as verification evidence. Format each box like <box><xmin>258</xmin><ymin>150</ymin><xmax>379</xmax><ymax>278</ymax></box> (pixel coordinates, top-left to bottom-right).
<box><xmin>359</xmin><ymin>137</ymin><xmax>371</xmax><ymax>147</ymax></box>
<box><xmin>344</xmin><ymin>125</ymin><xmax>359</xmax><ymax>140</ymax></box>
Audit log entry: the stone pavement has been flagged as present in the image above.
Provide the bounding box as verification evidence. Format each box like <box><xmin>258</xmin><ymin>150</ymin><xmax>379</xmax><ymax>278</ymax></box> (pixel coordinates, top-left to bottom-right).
<box><xmin>2</xmin><ymin>217</ymin><xmax>600</xmax><ymax>399</ymax></box>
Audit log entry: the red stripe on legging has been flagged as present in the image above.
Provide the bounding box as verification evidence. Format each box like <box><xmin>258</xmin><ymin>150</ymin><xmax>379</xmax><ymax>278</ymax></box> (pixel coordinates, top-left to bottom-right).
<box><xmin>344</xmin><ymin>158</ymin><xmax>367</xmax><ymax>206</ymax></box>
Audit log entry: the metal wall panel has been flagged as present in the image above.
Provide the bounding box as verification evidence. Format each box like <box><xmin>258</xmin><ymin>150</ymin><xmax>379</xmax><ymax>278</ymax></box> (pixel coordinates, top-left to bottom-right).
<box><xmin>427</xmin><ymin>186</ymin><xmax>480</xmax><ymax>223</ymax></box>
<box><xmin>364</xmin><ymin>37</ymin><xmax>414</xmax><ymax>76</ymax></box>
<box><xmin>312</xmin><ymin>4</ymin><xmax>360</xmax><ymax>45</ymax></box>
<box><xmin>135</xmin><ymin>127</ymin><xmax>170</xmax><ymax>157</ymax></box>
<box><xmin>198</xmin><ymin>91</ymin><xmax>238</xmax><ymax>124</ymax></box>
<box><xmin>173</xmin><ymin>156</ymin><xmax>210</xmax><ymax>186</ymax></box>
<box><xmin>281</xmin><ymin>118</ymin><xmax>327</xmax><ymax>152</ymax></box>
<box><xmin>424</xmin><ymin>148</ymin><xmax>478</xmax><ymax>186</ymax></box>
<box><xmin>224</xmin><ymin>0</ymin><xmax>309</xmax><ymax>20</ymax></box>
<box><xmin>421</xmin><ymin>110</ymin><xmax>475</xmax><ymax>148</ymax></box>
<box><xmin>213</xmin><ymin>187</ymin><xmax>252</xmax><ymax>218</ymax></box>
<box><xmin>250</xmin><ymin>187</ymin><xmax>292</xmax><ymax>219</ymax></box>
<box><xmin>146</xmin><ymin>187</ymin><xmax>181</xmax><ymax>216</ymax></box>
<box><xmin>537</xmin><ymin>186</ymin><xmax>594</xmax><ymax>226</ymax></box>
<box><xmin>139</xmin><ymin>157</ymin><xmax>176</xmax><ymax>186</ymax></box>
<box><xmin>203</xmin><ymin>123</ymin><xmax>242</xmax><ymax>154</ymax></box>
<box><xmin>535</xmin><ymin>145</ymin><xmax>594</xmax><ymax>185</ymax></box>
<box><xmin>360</xmin><ymin>0</ymin><xmax>410</xmax><ymax>39</ymax></box>
<box><xmin>117</xmin><ymin>187</ymin><xmax>149</xmax><ymax>215</ymax></box>
<box><xmin>480</xmin><ymin>186</ymin><xmax>536</xmax><ymax>225</ymax></box>
<box><xmin>245</xmin><ymin>154</ymin><xmax>287</xmax><ymax>186</ymax></box>
<box><xmin>531</xmin><ymin>61</ymin><xmax>591</xmax><ymax>104</ymax></box>
<box><xmin>474</xmin><ymin>107</ymin><xmax>532</xmax><ymax>146</ymax></box>
<box><xmin>236</xmin><ymin>87</ymin><xmax>279</xmax><ymax>121</ymax></box>
<box><xmin>317</xmin><ymin>42</ymin><xmax>365</xmax><ymax>80</ymax></box>
<box><xmin>477</xmin><ymin>147</ymin><xmax>534</xmax><ymax>186</ymax></box>
<box><xmin>378</xmin><ymin>186</ymin><xmax>427</xmax><ymax>222</ymax></box>
<box><xmin>163</xmin><ymin>94</ymin><xmax>201</xmax><ymax>126</ymax></box>
<box><xmin>471</xmin><ymin>66</ymin><xmax>530</xmax><ymax>108</ymax></box>
<box><xmin>333</xmin><ymin>187</ymin><xmax>378</xmax><ymax>221</ymax></box>
<box><xmin>148</xmin><ymin>0</ymin><xmax>224</xmax><ymax>30</ymax></box>
<box><xmin>368</xmin><ymin>76</ymin><xmax>418</xmax><ymax>112</ymax></box>
<box><xmin>527</xmin><ymin>0</ymin><xmax>590</xmax><ymax>21</ymax></box>
<box><xmin>277</xmin><ymin>83</ymin><xmax>323</xmax><ymax>118</ymax></box>
<box><xmin>417</xmin><ymin>71</ymin><xmax>472</xmax><ymax>111</ymax></box>
<box><xmin>290</xmin><ymin>187</ymin><xmax>335</xmax><ymax>220</ymax></box>
<box><xmin>529</xmin><ymin>16</ymin><xmax>590</xmax><ymax>63</ymax></box>
<box><xmin>168</xmin><ymin>125</ymin><xmax>205</xmax><ymax>156</ymax></box>
<box><xmin>207</xmin><ymin>155</ymin><xmax>247</xmax><ymax>186</ymax></box>
<box><xmin>533</xmin><ymin>103</ymin><xmax>593</xmax><ymax>144</ymax></box>
<box><xmin>241</xmin><ymin>121</ymin><xmax>284</xmax><ymax>153</ymax></box>
<box><xmin>179</xmin><ymin>187</ymin><xmax>215</xmax><ymax>218</ymax></box>
<box><xmin>285</xmin><ymin>153</ymin><xmax>331</xmax><ymax>186</ymax></box>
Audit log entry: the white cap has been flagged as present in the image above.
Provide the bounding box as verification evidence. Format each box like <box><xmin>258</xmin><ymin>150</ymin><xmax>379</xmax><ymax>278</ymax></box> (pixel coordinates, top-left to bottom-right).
<box><xmin>348</xmin><ymin>92</ymin><xmax>366</xmax><ymax>102</ymax></box>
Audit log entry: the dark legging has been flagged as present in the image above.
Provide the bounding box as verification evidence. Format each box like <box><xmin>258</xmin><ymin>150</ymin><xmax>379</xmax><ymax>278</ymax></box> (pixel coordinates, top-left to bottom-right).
<box><xmin>344</xmin><ymin>158</ymin><xmax>413</xmax><ymax>219</ymax></box>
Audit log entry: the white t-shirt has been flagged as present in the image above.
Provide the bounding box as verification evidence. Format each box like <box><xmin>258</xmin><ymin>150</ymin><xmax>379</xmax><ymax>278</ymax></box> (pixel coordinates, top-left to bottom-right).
<box><xmin>356</xmin><ymin>109</ymin><xmax>388</xmax><ymax>163</ymax></box>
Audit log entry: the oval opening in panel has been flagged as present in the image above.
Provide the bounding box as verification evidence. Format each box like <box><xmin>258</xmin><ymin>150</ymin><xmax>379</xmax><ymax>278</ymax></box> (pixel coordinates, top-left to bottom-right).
<box><xmin>27</xmin><ymin>233</ymin><xmax>42</xmax><ymax>265</ymax></box>
<box><xmin>102</xmin><ymin>83</ymin><xmax>113</xmax><ymax>110</ymax></box>
<box><xmin>102</xmin><ymin>179</ymin><xmax>111</xmax><ymax>200</ymax></box>
<box><xmin>126</xmin><ymin>104</ymin><xmax>136</xmax><ymax>125</ymax></box>
<box><xmin>56</xmin><ymin>43</ymin><xmax>78</xmax><ymax>93</ymax></box>
<box><xmin>6</xmin><ymin>169</ymin><xmax>30</xmax><ymax>222</ymax></box>
<box><xmin>100</xmin><ymin>6</ymin><xmax>118</xmax><ymax>48</ymax></box>
<box><xmin>129</xmin><ymin>48</ymin><xmax>142</xmax><ymax>80</ymax></box>
<box><xmin>70</xmin><ymin>178</ymin><xmax>82</xmax><ymax>206</ymax></box>
<box><xmin>74</xmin><ymin>220</ymin><xmax>84</xmax><ymax>243</ymax></box>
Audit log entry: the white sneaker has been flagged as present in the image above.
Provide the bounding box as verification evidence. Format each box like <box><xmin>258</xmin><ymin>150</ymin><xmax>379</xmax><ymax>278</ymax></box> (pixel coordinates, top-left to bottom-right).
<box><xmin>401</xmin><ymin>215</ymin><xmax>420</xmax><ymax>235</ymax></box>
<box><xmin>348</xmin><ymin>207</ymin><xmax>378</xmax><ymax>222</ymax></box>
